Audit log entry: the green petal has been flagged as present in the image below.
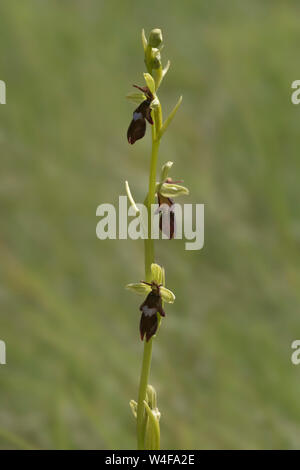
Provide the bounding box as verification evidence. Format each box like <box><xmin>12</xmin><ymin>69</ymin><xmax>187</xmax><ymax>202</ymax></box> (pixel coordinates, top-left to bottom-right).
<box><xmin>160</xmin><ymin>286</ymin><xmax>175</xmax><ymax>303</ymax></box>
<box><xmin>126</xmin><ymin>283</ymin><xmax>152</xmax><ymax>296</ymax></box>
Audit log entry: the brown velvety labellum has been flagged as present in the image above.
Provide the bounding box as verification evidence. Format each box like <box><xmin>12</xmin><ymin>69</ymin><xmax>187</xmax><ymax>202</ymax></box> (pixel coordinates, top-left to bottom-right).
<box><xmin>139</xmin><ymin>288</ymin><xmax>165</xmax><ymax>341</ymax></box>
<box><xmin>127</xmin><ymin>86</ymin><xmax>153</xmax><ymax>144</ymax></box>
<box><xmin>159</xmin><ymin>210</ymin><xmax>175</xmax><ymax>239</ymax></box>
<box><xmin>158</xmin><ymin>193</ymin><xmax>175</xmax><ymax>239</ymax></box>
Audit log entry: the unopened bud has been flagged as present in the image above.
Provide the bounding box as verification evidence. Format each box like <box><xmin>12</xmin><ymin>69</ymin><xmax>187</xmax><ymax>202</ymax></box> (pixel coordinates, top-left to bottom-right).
<box><xmin>148</xmin><ymin>29</ymin><xmax>163</xmax><ymax>48</ymax></box>
<box><xmin>152</xmin><ymin>52</ymin><xmax>162</xmax><ymax>70</ymax></box>
<box><xmin>160</xmin><ymin>161</ymin><xmax>174</xmax><ymax>181</ymax></box>
<box><xmin>146</xmin><ymin>384</ymin><xmax>157</xmax><ymax>409</ymax></box>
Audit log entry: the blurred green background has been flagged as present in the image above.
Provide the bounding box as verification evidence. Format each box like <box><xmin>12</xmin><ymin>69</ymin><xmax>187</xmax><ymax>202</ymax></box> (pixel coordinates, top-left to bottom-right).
<box><xmin>1</xmin><ymin>0</ymin><xmax>300</xmax><ymax>450</ymax></box>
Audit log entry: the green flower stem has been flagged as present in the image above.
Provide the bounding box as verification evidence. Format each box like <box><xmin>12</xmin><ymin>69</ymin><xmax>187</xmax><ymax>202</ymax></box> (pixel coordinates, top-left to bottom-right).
<box><xmin>144</xmin><ymin>141</ymin><xmax>159</xmax><ymax>280</ymax></box>
<box><xmin>137</xmin><ymin>101</ymin><xmax>162</xmax><ymax>450</ymax></box>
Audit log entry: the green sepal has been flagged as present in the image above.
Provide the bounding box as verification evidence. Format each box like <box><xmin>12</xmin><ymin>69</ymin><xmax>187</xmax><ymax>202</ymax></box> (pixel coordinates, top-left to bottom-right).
<box><xmin>159</xmin><ymin>182</ymin><xmax>189</xmax><ymax>198</ymax></box>
<box><xmin>126</xmin><ymin>92</ymin><xmax>146</xmax><ymax>104</ymax></box>
<box><xmin>151</xmin><ymin>263</ymin><xmax>163</xmax><ymax>284</ymax></box>
<box><xmin>126</xmin><ymin>283</ymin><xmax>152</xmax><ymax>296</ymax></box>
<box><xmin>143</xmin><ymin>73</ymin><xmax>156</xmax><ymax>95</ymax></box>
<box><xmin>160</xmin><ymin>161</ymin><xmax>174</xmax><ymax>181</ymax></box>
<box><xmin>160</xmin><ymin>286</ymin><xmax>175</xmax><ymax>304</ymax></box>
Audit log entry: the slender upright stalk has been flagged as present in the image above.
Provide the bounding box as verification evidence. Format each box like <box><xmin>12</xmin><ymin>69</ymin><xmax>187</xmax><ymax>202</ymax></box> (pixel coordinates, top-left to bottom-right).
<box><xmin>144</xmin><ymin>139</ymin><xmax>160</xmax><ymax>281</ymax></box>
<box><xmin>126</xmin><ymin>29</ymin><xmax>183</xmax><ymax>450</ymax></box>
<box><xmin>137</xmin><ymin>105</ymin><xmax>162</xmax><ymax>449</ymax></box>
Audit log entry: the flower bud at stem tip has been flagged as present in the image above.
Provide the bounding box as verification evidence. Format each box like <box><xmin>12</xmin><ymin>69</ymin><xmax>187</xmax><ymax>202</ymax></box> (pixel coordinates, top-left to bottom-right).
<box><xmin>148</xmin><ymin>29</ymin><xmax>163</xmax><ymax>48</ymax></box>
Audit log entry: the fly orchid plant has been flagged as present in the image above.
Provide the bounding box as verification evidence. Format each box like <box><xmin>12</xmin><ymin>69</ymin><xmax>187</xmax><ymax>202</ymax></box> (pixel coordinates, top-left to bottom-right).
<box><xmin>125</xmin><ymin>28</ymin><xmax>189</xmax><ymax>450</ymax></box>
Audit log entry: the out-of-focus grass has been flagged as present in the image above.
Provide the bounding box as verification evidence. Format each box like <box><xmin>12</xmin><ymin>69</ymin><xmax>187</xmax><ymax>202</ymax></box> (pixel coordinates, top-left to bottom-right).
<box><xmin>1</xmin><ymin>0</ymin><xmax>300</xmax><ymax>449</ymax></box>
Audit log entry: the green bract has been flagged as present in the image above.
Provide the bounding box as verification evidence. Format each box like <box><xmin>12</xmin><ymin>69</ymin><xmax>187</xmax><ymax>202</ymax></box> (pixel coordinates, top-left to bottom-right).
<box><xmin>130</xmin><ymin>399</ymin><xmax>137</xmax><ymax>418</ymax></box>
<box><xmin>146</xmin><ymin>384</ymin><xmax>157</xmax><ymax>409</ymax></box>
<box><xmin>144</xmin><ymin>384</ymin><xmax>160</xmax><ymax>450</ymax></box>
<box><xmin>125</xmin><ymin>180</ymin><xmax>140</xmax><ymax>216</ymax></box>
<box><xmin>162</xmin><ymin>60</ymin><xmax>170</xmax><ymax>79</ymax></box>
<box><xmin>141</xmin><ymin>29</ymin><xmax>148</xmax><ymax>52</ymax></box>
<box><xmin>158</xmin><ymin>95</ymin><xmax>183</xmax><ymax>139</ymax></box>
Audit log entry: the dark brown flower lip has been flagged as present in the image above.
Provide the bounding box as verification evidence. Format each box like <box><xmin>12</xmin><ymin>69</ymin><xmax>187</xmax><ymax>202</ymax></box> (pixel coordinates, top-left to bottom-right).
<box><xmin>139</xmin><ymin>311</ymin><xmax>158</xmax><ymax>342</ymax></box>
<box><xmin>127</xmin><ymin>85</ymin><xmax>154</xmax><ymax>144</ymax></box>
<box><xmin>158</xmin><ymin>192</ymin><xmax>174</xmax><ymax>208</ymax></box>
<box><xmin>139</xmin><ymin>281</ymin><xmax>166</xmax><ymax>341</ymax></box>
<box><xmin>157</xmin><ymin>192</ymin><xmax>175</xmax><ymax>239</ymax></box>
